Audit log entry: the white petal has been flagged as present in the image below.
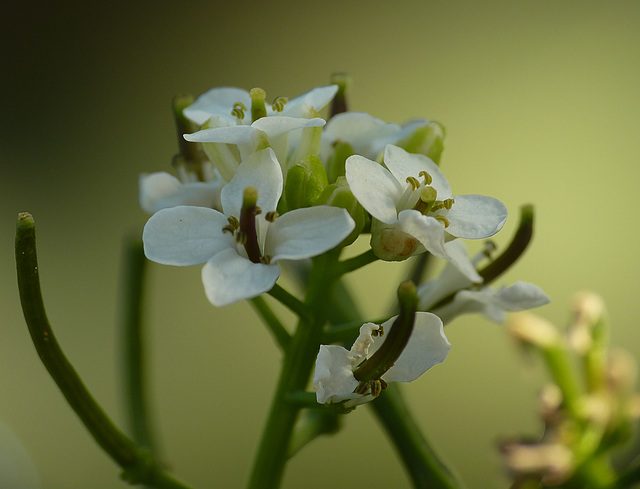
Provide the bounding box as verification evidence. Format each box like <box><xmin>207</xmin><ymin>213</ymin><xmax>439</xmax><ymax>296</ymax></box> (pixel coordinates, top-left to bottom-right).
<box><xmin>201</xmin><ymin>248</ymin><xmax>281</xmax><ymax>306</ymax></box>
<box><xmin>346</xmin><ymin>155</ymin><xmax>402</xmax><ymax>224</ymax></box>
<box><xmin>183</xmin><ymin>87</ymin><xmax>251</xmax><ymax>125</ymax></box>
<box><xmin>378</xmin><ymin>312</ymin><xmax>451</xmax><ymax>383</ymax></box>
<box><xmin>397</xmin><ymin>210</ymin><xmax>449</xmax><ymax>260</ymax></box>
<box><xmin>443</xmin><ymin>239</ymin><xmax>483</xmax><ymax>283</ymax></box>
<box><xmin>383</xmin><ymin>145</ymin><xmax>451</xmax><ymax>199</ymax></box>
<box><xmin>251</xmin><ymin>116</ymin><xmax>326</xmax><ymax>139</ymax></box>
<box><xmin>266</xmin><ymin>206</ymin><xmax>355</xmax><ymax>262</ymax></box>
<box><xmin>139</xmin><ymin>173</ymin><xmax>223</xmax><ymax>213</ymax></box>
<box><xmin>444</xmin><ymin>195</ymin><xmax>508</xmax><ymax>239</ymax></box>
<box><xmin>493</xmin><ymin>281</ymin><xmax>550</xmax><ymax>310</ymax></box>
<box><xmin>220</xmin><ymin>148</ymin><xmax>283</xmax><ymax>217</ymax></box>
<box><xmin>273</xmin><ymin>85</ymin><xmax>339</xmax><ymax>118</ymax></box>
<box><xmin>143</xmin><ymin>206</ymin><xmax>231</xmax><ymax>266</ymax></box>
<box><xmin>184</xmin><ymin>125</ymin><xmax>256</xmax><ymax>145</ymax></box>
<box><xmin>313</xmin><ymin>345</ymin><xmax>360</xmax><ymax>404</ymax></box>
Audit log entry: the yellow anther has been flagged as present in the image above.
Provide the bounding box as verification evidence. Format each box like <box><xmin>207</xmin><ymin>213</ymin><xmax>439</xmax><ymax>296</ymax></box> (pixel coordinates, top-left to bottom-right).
<box><xmin>271</xmin><ymin>96</ymin><xmax>288</xmax><ymax>112</ymax></box>
<box><xmin>265</xmin><ymin>210</ymin><xmax>279</xmax><ymax>222</ymax></box>
<box><xmin>227</xmin><ymin>216</ymin><xmax>239</xmax><ymax>228</ymax></box>
<box><xmin>443</xmin><ymin>198</ymin><xmax>454</xmax><ymax>210</ymax></box>
<box><xmin>372</xmin><ymin>326</ymin><xmax>384</xmax><ymax>337</ymax></box>
<box><xmin>419</xmin><ymin>170</ymin><xmax>433</xmax><ymax>185</ymax></box>
<box><xmin>434</xmin><ymin>215</ymin><xmax>450</xmax><ymax>228</ymax></box>
<box><xmin>483</xmin><ymin>240</ymin><xmax>497</xmax><ymax>259</ymax></box>
<box><xmin>406</xmin><ymin>176</ymin><xmax>420</xmax><ymax>191</ymax></box>
<box><xmin>235</xmin><ymin>230</ymin><xmax>247</xmax><ymax>244</ymax></box>
<box><xmin>222</xmin><ymin>224</ymin><xmax>236</xmax><ymax>235</ymax></box>
<box><xmin>231</xmin><ymin>102</ymin><xmax>247</xmax><ymax>119</ymax></box>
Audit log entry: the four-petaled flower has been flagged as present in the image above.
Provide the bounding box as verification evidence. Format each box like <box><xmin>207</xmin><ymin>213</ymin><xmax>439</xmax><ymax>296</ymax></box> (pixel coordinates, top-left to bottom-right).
<box><xmin>314</xmin><ymin>312</ymin><xmax>451</xmax><ymax>406</ymax></box>
<box><xmin>143</xmin><ymin>148</ymin><xmax>355</xmax><ymax>306</ymax></box>
<box><xmin>418</xmin><ymin>240</ymin><xmax>550</xmax><ymax>324</ymax></box>
<box><xmin>346</xmin><ymin>144</ymin><xmax>508</xmax><ymax>262</ymax></box>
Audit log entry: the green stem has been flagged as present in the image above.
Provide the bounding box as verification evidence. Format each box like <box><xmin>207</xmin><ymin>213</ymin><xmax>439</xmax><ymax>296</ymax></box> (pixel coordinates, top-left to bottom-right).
<box><xmin>120</xmin><ymin>237</ymin><xmax>156</xmax><ymax>451</ymax></box>
<box><xmin>249</xmin><ymin>296</ymin><xmax>291</xmax><ymax>350</ymax></box>
<box><xmin>267</xmin><ymin>283</ymin><xmax>310</xmax><ymax>320</ymax></box>
<box><xmin>370</xmin><ymin>384</ymin><xmax>464</xmax><ymax>489</ymax></box>
<box><xmin>247</xmin><ymin>252</ymin><xmax>338</xmax><ymax>489</ymax></box>
<box><xmin>16</xmin><ymin>213</ymin><xmax>195</xmax><ymax>489</ymax></box>
<box><xmin>334</xmin><ymin>248</ymin><xmax>378</xmax><ymax>277</ymax></box>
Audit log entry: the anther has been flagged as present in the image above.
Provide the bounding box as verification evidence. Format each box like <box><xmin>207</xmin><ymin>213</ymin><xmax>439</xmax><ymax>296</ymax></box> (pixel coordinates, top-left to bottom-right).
<box><xmin>235</xmin><ymin>230</ymin><xmax>247</xmax><ymax>244</ymax></box>
<box><xmin>406</xmin><ymin>176</ymin><xmax>420</xmax><ymax>191</ymax></box>
<box><xmin>271</xmin><ymin>96</ymin><xmax>288</xmax><ymax>112</ymax></box>
<box><xmin>434</xmin><ymin>215</ymin><xmax>450</xmax><ymax>228</ymax></box>
<box><xmin>419</xmin><ymin>170</ymin><xmax>433</xmax><ymax>185</ymax></box>
<box><xmin>443</xmin><ymin>198</ymin><xmax>454</xmax><ymax>210</ymax></box>
<box><xmin>265</xmin><ymin>211</ymin><xmax>279</xmax><ymax>222</ymax></box>
<box><xmin>483</xmin><ymin>240</ymin><xmax>497</xmax><ymax>259</ymax></box>
<box><xmin>231</xmin><ymin>102</ymin><xmax>247</xmax><ymax>120</ymax></box>
<box><xmin>372</xmin><ymin>326</ymin><xmax>384</xmax><ymax>337</ymax></box>
<box><xmin>222</xmin><ymin>224</ymin><xmax>236</xmax><ymax>235</ymax></box>
<box><xmin>227</xmin><ymin>216</ymin><xmax>239</xmax><ymax>228</ymax></box>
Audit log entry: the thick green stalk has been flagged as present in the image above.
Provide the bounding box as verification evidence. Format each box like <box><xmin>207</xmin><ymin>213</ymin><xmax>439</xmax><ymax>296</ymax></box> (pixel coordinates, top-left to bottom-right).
<box><xmin>249</xmin><ymin>295</ymin><xmax>291</xmax><ymax>349</ymax></box>
<box><xmin>247</xmin><ymin>252</ymin><xmax>338</xmax><ymax>489</ymax></box>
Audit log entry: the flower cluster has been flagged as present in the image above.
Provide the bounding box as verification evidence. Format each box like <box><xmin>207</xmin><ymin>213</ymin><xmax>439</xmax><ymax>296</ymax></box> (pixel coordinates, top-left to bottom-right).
<box><xmin>139</xmin><ymin>78</ymin><xmax>549</xmax><ymax>407</ymax></box>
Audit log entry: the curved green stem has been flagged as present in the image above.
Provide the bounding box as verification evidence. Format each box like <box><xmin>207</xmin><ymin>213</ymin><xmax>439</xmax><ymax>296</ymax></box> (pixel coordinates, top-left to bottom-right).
<box><xmin>16</xmin><ymin>213</ymin><xmax>195</xmax><ymax>489</ymax></box>
<box><xmin>268</xmin><ymin>283</ymin><xmax>310</xmax><ymax>320</ymax></box>
<box><xmin>249</xmin><ymin>295</ymin><xmax>291</xmax><ymax>350</ymax></box>
<box><xmin>120</xmin><ymin>237</ymin><xmax>156</xmax><ymax>452</ymax></box>
<box><xmin>370</xmin><ymin>384</ymin><xmax>464</xmax><ymax>489</ymax></box>
<box><xmin>334</xmin><ymin>248</ymin><xmax>378</xmax><ymax>277</ymax></box>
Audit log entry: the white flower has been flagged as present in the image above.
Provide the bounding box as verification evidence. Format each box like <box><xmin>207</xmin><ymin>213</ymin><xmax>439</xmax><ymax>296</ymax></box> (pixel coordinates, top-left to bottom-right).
<box><xmin>418</xmin><ymin>240</ymin><xmax>550</xmax><ymax>323</ymax></box>
<box><xmin>320</xmin><ymin>111</ymin><xmax>436</xmax><ymax>162</ymax></box>
<box><xmin>139</xmin><ymin>171</ymin><xmax>223</xmax><ymax>213</ymax></box>
<box><xmin>143</xmin><ymin>148</ymin><xmax>355</xmax><ymax>306</ymax></box>
<box><xmin>345</xmin><ymin>144</ymin><xmax>508</xmax><ymax>262</ymax></box>
<box><xmin>313</xmin><ymin>312</ymin><xmax>451</xmax><ymax>405</ymax></box>
<box><xmin>182</xmin><ymin>86</ymin><xmax>338</xmax><ymax>180</ymax></box>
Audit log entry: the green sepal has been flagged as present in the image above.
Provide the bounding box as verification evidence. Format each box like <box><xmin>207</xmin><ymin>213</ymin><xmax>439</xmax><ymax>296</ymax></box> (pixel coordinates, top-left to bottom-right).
<box><xmin>284</xmin><ymin>155</ymin><xmax>329</xmax><ymax>210</ymax></box>
<box><xmin>315</xmin><ymin>176</ymin><xmax>365</xmax><ymax>247</ymax></box>
<box><xmin>326</xmin><ymin>140</ymin><xmax>355</xmax><ymax>183</ymax></box>
<box><xmin>395</xmin><ymin>121</ymin><xmax>445</xmax><ymax>165</ymax></box>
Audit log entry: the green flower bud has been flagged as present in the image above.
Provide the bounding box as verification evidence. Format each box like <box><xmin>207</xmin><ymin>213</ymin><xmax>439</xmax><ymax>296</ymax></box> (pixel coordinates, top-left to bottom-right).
<box><xmin>395</xmin><ymin>121</ymin><xmax>445</xmax><ymax>165</ymax></box>
<box><xmin>326</xmin><ymin>140</ymin><xmax>355</xmax><ymax>184</ymax></box>
<box><xmin>284</xmin><ymin>155</ymin><xmax>328</xmax><ymax>210</ymax></box>
<box><xmin>315</xmin><ymin>177</ymin><xmax>365</xmax><ymax>246</ymax></box>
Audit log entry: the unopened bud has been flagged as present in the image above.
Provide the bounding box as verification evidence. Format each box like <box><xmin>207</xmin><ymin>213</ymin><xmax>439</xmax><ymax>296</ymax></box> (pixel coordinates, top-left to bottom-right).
<box><xmin>284</xmin><ymin>155</ymin><xmax>328</xmax><ymax>210</ymax></box>
<box><xmin>315</xmin><ymin>177</ymin><xmax>365</xmax><ymax>247</ymax></box>
<box><xmin>509</xmin><ymin>313</ymin><xmax>560</xmax><ymax>349</ymax></box>
<box><xmin>395</xmin><ymin>121</ymin><xmax>445</xmax><ymax>164</ymax></box>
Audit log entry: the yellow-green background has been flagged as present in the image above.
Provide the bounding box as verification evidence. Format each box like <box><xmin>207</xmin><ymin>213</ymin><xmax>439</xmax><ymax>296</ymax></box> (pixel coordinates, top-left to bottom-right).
<box><xmin>2</xmin><ymin>1</ymin><xmax>640</xmax><ymax>487</ymax></box>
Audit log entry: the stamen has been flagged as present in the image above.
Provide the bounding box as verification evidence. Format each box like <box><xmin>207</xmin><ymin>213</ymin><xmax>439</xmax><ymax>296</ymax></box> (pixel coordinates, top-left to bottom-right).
<box><xmin>222</xmin><ymin>224</ymin><xmax>236</xmax><ymax>235</ymax></box>
<box><xmin>443</xmin><ymin>198</ymin><xmax>455</xmax><ymax>210</ymax></box>
<box><xmin>406</xmin><ymin>176</ymin><xmax>420</xmax><ymax>191</ymax></box>
<box><xmin>483</xmin><ymin>240</ymin><xmax>497</xmax><ymax>259</ymax></box>
<box><xmin>434</xmin><ymin>215</ymin><xmax>450</xmax><ymax>228</ymax></box>
<box><xmin>372</xmin><ymin>326</ymin><xmax>384</xmax><ymax>337</ymax></box>
<box><xmin>227</xmin><ymin>216</ymin><xmax>239</xmax><ymax>228</ymax></box>
<box><xmin>260</xmin><ymin>255</ymin><xmax>272</xmax><ymax>265</ymax></box>
<box><xmin>265</xmin><ymin>211</ymin><xmax>279</xmax><ymax>222</ymax></box>
<box><xmin>271</xmin><ymin>96</ymin><xmax>288</xmax><ymax>112</ymax></box>
<box><xmin>419</xmin><ymin>170</ymin><xmax>432</xmax><ymax>185</ymax></box>
<box><xmin>231</xmin><ymin>102</ymin><xmax>247</xmax><ymax>120</ymax></box>
<box><xmin>370</xmin><ymin>379</ymin><xmax>388</xmax><ymax>398</ymax></box>
<box><xmin>235</xmin><ymin>230</ymin><xmax>247</xmax><ymax>244</ymax></box>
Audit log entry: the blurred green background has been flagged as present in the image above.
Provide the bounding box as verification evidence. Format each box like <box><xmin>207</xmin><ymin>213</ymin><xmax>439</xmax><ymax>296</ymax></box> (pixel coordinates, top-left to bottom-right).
<box><xmin>2</xmin><ymin>1</ymin><xmax>640</xmax><ymax>487</ymax></box>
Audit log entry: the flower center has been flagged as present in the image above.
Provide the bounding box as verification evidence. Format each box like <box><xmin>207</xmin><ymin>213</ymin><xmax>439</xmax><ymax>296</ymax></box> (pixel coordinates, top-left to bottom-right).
<box><xmin>402</xmin><ymin>171</ymin><xmax>454</xmax><ymax>228</ymax></box>
<box><xmin>221</xmin><ymin>186</ymin><xmax>278</xmax><ymax>264</ymax></box>
<box><xmin>231</xmin><ymin>89</ymin><xmax>289</xmax><ymax>123</ymax></box>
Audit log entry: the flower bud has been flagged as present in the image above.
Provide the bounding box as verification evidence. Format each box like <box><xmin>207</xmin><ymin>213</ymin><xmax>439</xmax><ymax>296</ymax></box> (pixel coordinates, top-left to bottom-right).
<box><xmin>370</xmin><ymin>219</ymin><xmax>419</xmax><ymax>262</ymax></box>
<box><xmin>284</xmin><ymin>155</ymin><xmax>328</xmax><ymax>210</ymax></box>
<box><xmin>508</xmin><ymin>312</ymin><xmax>560</xmax><ymax>350</ymax></box>
<box><xmin>315</xmin><ymin>176</ymin><xmax>365</xmax><ymax>247</ymax></box>
<box><xmin>326</xmin><ymin>140</ymin><xmax>355</xmax><ymax>183</ymax></box>
<box><xmin>395</xmin><ymin>121</ymin><xmax>445</xmax><ymax>164</ymax></box>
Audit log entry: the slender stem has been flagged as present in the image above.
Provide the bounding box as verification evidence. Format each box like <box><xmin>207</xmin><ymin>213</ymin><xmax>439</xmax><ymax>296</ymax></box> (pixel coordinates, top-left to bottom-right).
<box><xmin>249</xmin><ymin>296</ymin><xmax>291</xmax><ymax>350</ymax></box>
<box><xmin>334</xmin><ymin>248</ymin><xmax>378</xmax><ymax>277</ymax></box>
<box><xmin>247</xmin><ymin>252</ymin><xmax>338</xmax><ymax>489</ymax></box>
<box><xmin>120</xmin><ymin>237</ymin><xmax>156</xmax><ymax>451</ymax></box>
<box><xmin>16</xmin><ymin>213</ymin><xmax>196</xmax><ymax>489</ymax></box>
<box><xmin>370</xmin><ymin>384</ymin><xmax>464</xmax><ymax>489</ymax></box>
<box><xmin>267</xmin><ymin>283</ymin><xmax>311</xmax><ymax>320</ymax></box>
